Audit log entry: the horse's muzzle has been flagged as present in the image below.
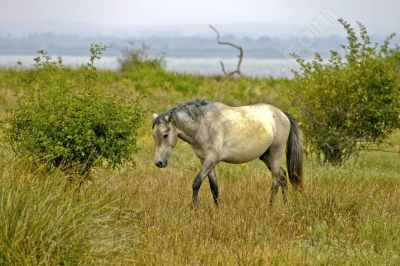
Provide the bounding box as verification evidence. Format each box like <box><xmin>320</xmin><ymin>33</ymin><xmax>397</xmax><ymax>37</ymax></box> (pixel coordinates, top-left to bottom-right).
<box><xmin>155</xmin><ymin>160</ymin><xmax>167</xmax><ymax>168</ymax></box>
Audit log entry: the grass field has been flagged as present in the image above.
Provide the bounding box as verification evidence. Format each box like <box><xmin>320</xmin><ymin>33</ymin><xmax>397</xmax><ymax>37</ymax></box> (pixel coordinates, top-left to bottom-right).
<box><xmin>107</xmin><ymin>129</ymin><xmax>400</xmax><ymax>265</ymax></box>
<box><xmin>0</xmin><ymin>67</ymin><xmax>399</xmax><ymax>265</ymax></box>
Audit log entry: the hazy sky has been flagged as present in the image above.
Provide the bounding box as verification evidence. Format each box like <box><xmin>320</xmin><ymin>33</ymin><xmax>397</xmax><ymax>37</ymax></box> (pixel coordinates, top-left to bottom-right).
<box><xmin>1</xmin><ymin>0</ymin><xmax>399</xmax><ymax>32</ymax></box>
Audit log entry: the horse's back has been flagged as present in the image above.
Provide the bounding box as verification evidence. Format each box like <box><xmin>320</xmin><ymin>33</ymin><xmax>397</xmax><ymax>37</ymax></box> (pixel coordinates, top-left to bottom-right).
<box><xmin>217</xmin><ymin>103</ymin><xmax>288</xmax><ymax>133</ymax></box>
<box><xmin>215</xmin><ymin>103</ymin><xmax>289</xmax><ymax>164</ymax></box>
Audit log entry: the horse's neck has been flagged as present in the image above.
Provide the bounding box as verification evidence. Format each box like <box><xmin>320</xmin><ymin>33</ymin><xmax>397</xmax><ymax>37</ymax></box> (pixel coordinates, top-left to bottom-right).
<box><xmin>173</xmin><ymin>111</ymin><xmax>199</xmax><ymax>144</ymax></box>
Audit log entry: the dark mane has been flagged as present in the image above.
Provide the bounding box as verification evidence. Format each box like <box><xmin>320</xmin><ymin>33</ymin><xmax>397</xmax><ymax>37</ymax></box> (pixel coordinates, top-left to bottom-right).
<box><xmin>153</xmin><ymin>99</ymin><xmax>210</xmax><ymax>127</ymax></box>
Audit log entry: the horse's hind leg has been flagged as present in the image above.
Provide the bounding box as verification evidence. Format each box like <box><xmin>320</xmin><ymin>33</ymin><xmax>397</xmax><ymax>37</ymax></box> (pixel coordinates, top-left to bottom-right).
<box><xmin>280</xmin><ymin>168</ymin><xmax>288</xmax><ymax>203</ymax></box>
<box><xmin>208</xmin><ymin>168</ymin><xmax>219</xmax><ymax>207</ymax></box>
<box><xmin>260</xmin><ymin>146</ymin><xmax>288</xmax><ymax>205</ymax></box>
<box><xmin>269</xmin><ymin>167</ymin><xmax>288</xmax><ymax>205</ymax></box>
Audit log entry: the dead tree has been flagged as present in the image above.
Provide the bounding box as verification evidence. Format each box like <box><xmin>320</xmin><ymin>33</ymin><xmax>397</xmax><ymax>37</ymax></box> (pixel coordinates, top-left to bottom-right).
<box><xmin>209</xmin><ymin>25</ymin><xmax>243</xmax><ymax>76</ymax></box>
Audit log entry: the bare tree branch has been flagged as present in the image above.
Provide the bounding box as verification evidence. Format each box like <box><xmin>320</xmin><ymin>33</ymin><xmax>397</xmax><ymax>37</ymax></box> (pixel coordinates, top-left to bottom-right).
<box><xmin>209</xmin><ymin>25</ymin><xmax>243</xmax><ymax>77</ymax></box>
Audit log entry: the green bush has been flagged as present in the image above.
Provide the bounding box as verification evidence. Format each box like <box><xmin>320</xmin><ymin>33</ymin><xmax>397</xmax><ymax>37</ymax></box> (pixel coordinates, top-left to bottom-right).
<box><xmin>118</xmin><ymin>42</ymin><xmax>165</xmax><ymax>72</ymax></box>
<box><xmin>387</xmin><ymin>46</ymin><xmax>400</xmax><ymax>71</ymax></box>
<box><xmin>6</xmin><ymin>45</ymin><xmax>144</xmax><ymax>175</ymax></box>
<box><xmin>290</xmin><ymin>19</ymin><xmax>400</xmax><ymax>164</ymax></box>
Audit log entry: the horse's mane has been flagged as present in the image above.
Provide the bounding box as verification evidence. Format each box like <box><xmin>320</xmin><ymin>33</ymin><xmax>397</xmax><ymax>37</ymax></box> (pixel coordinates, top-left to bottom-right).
<box><xmin>153</xmin><ymin>99</ymin><xmax>209</xmax><ymax>127</ymax></box>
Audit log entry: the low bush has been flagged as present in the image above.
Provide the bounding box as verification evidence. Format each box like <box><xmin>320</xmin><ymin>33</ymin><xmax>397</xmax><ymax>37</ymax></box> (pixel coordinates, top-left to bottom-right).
<box><xmin>5</xmin><ymin>45</ymin><xmax>144</xmax><ymax>175</ymax></box>
<box><xmin>118</xmin><ymin>42</ymin><xmax>165</xmax><ymax>72</ymax></box>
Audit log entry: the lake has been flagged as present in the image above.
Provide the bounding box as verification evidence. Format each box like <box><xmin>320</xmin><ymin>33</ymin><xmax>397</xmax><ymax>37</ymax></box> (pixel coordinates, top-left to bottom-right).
<box><xmin>0</xmin><ymin>55</ymin><xmax>300</xmax><ymax>78</ymax></box>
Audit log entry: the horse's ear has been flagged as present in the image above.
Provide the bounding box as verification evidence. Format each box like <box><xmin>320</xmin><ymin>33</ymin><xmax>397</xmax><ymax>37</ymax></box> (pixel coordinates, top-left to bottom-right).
<box><xmin>152</xmin><ymin>113</ymin><xmax>158</xmax><ymax>121</ymax></box>
<box><xmin>165</xmin><ymin>114</ymin><xmax>172</xmax><ymax>122</ymax></box>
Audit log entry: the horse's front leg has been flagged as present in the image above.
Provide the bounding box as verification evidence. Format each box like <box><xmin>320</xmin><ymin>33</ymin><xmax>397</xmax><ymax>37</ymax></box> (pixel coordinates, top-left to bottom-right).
<box><xmin>192</xmin><ymin>160</ymin><xmax>216</xmax><ymax>208</ymax></box>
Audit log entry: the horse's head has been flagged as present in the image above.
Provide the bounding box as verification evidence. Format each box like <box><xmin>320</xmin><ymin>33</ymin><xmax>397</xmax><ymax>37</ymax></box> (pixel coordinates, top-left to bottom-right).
<box><xmin>151</xmin><ymin>113</ymin><xmax>178</xmax><ymax>168</ymax></box>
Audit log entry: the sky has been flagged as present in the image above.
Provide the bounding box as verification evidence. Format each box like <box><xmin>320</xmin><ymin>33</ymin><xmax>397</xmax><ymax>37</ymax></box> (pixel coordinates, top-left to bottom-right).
<box><xmin>1</xmin><ymin>0</ymin><xmax>399</xmax><ymax>35</ymax></box>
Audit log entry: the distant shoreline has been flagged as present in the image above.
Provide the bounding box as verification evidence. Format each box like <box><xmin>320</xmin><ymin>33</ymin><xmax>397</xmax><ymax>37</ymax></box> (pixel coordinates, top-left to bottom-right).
<box><xmin>0</xmin><ymin>55</ymin><xmax>299</xmax><ymax>78</ymax></box>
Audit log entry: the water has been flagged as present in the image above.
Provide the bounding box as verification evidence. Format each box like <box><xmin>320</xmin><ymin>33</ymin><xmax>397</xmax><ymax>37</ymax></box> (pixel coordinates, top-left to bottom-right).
<box><xmin>0</xmin><ymin>55</ymin><xmax>300</xmax><ymax>78</ymax></box>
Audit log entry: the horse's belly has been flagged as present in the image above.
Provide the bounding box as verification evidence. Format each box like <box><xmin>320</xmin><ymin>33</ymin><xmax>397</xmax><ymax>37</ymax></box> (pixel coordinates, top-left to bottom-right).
<box><xmin>220</xmin><ymin>138</ymin><xmax>272</xmax><ymax>164</ymax></box>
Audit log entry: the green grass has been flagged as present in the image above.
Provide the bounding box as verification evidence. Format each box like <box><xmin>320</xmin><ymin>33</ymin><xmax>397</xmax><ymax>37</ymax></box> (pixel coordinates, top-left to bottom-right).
<box><xmin>0</xmin><ymin>66</ymin><xmax>399</xmax><ymax>265</ymax></box>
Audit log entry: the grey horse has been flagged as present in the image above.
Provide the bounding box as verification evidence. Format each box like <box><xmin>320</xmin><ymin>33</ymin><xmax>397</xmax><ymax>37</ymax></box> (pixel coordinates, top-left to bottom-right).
<box><xmin>152</xmin><ymin>100</ymin><xmax>303</xmax><ymax>207</ymax></box>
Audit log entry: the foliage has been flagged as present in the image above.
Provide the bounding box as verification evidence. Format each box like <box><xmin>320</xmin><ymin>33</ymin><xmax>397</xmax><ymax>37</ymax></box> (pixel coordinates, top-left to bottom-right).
<box><xmin>5</xmin><ymin>45</ymin><xmax>144</xmax><ymax>175</ymax></box>
<box><xmin>118</xmin><ymin>42</ymin><xmax>165</xmax><ymax>72</ymax></box>
<box><xmin>290</xmin><ymin>19</ymin><xmax>400</xmax><ymax>164</ymax></box>
<box><xmin>387</xmin><ymin>45</ymin><xmax>400</xmax><ymax>71</ymax></box>
<box><xmin>0</xmin><ymin>159</ymin><xmax>137</xmax><ymax>265</ymax></box>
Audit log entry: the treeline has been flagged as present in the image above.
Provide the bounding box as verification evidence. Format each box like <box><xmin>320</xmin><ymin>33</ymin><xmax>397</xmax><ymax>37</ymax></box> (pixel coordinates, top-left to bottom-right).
<box><xmin>0</xmin><ymin>33</ymin><xmax>349</xmax><ymax>58</ymax></box>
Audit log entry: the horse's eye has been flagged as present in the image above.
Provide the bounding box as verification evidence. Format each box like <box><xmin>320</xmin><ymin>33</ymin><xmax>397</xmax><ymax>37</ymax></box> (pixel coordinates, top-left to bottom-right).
<box><xmin>163</xmin><ymin>133</ymin><xmax>169</xmax><ymax>139</ymax></box>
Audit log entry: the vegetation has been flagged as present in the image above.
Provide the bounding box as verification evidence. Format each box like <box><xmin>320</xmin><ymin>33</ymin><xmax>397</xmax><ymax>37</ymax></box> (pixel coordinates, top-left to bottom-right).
<box><xmin>0</xmin><ymin>158</ymin><xmax>137</xmax><ymax>265</ymax></box>
<box><xmin>4</xmin><ymin>45</ymin><xmax>144</xmax><ymax>175</ymax></box>
<box><xmin>0</xmin><ymin>21</ymin><xmax>399</xmax><ymax>264</ymax></box>
<box><xmin>290</xmin><ymin>19</ymin><xmax>400</xmax><ymax>164</ymax></box>
<box><xmin>118</xmin><ymin>42</ymin><xmax>165</xmax><ymax>72</ymax></box>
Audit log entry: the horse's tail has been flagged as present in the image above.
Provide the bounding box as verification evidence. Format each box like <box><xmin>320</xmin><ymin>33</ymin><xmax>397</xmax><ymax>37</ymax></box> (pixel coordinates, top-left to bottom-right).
<box><xmin>284</xmin><ymin>113</ymin><xmax>304</xmax><ymax>191</ymax></box>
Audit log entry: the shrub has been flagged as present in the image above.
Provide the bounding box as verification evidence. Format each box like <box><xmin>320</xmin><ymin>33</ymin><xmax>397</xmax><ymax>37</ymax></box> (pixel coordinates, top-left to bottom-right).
<box><xmin>290</xmin><ymin>19</ymin><xmax>400</xmax><ymax>164</ymax></box>
<box><xmin>118</xmin><ymin>42</ymin><xmax>165</xmax><ymax>72</ymax></box>
<box><xmin>6</xmin><ymin>45</ymin><xmax>144</xmax><ymax>175</ymax></box>
<box><xmin>387</xmin><ymin>46</ymin><xmax>400</xmax><ymax>71</ymax></box>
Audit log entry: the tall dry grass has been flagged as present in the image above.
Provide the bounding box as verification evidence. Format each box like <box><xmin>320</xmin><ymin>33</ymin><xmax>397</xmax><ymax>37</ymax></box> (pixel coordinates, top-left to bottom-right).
<box><xmin>0</xmin><ymin>156</ymin><xmax>138</xmax><ymax>265</ymax></box>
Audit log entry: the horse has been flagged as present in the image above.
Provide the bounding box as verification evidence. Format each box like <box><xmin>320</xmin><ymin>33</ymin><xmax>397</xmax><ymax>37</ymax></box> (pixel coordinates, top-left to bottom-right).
<box><xmin>151</xmin><ymin>100</ymin><xmax>303</xmax><ymax>208</ymax></box>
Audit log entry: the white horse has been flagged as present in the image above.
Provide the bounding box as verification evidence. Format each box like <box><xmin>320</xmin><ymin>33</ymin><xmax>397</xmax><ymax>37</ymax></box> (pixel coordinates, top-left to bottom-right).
<box><xmin>152</xmin><ymin>100</ymin><xmax>303</xmax><ymax>207</ymax></box>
